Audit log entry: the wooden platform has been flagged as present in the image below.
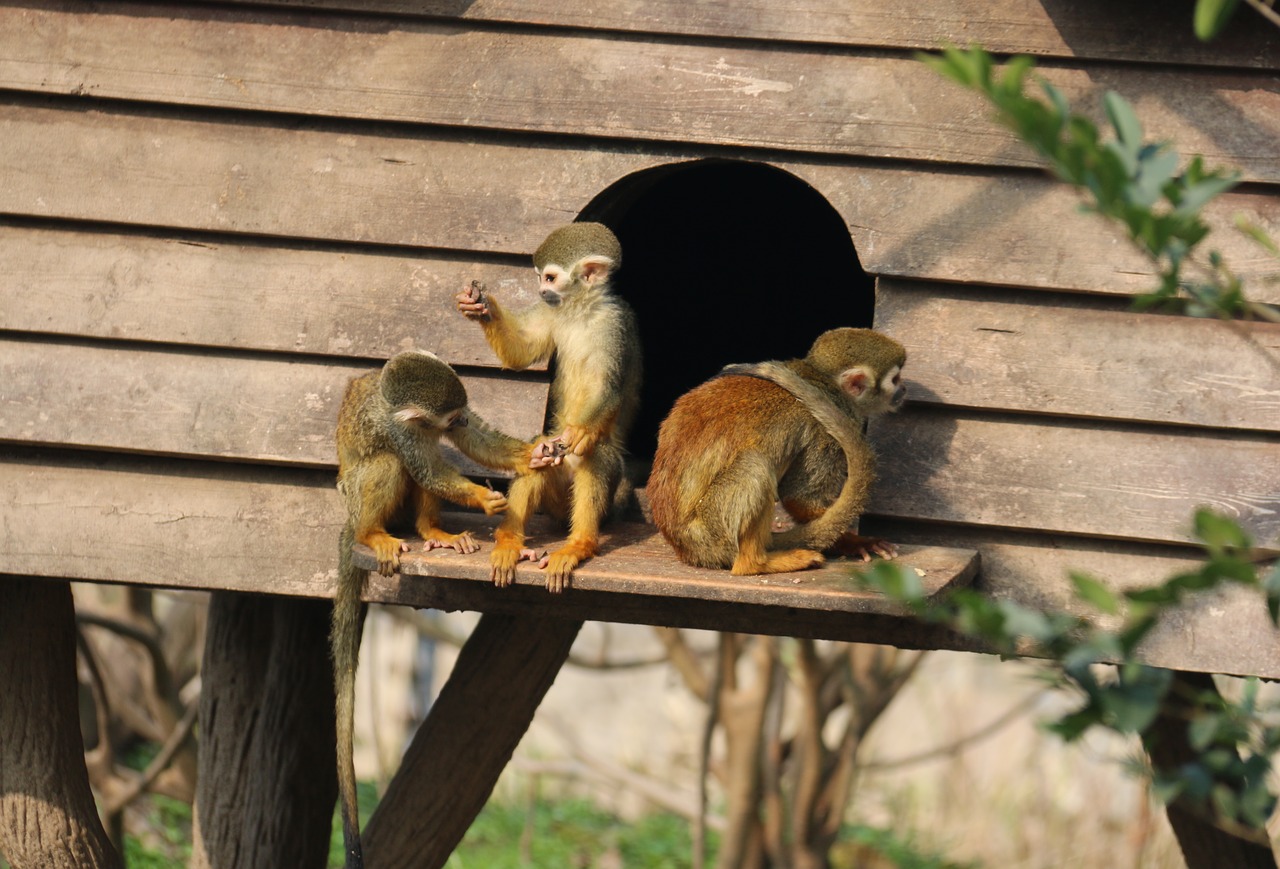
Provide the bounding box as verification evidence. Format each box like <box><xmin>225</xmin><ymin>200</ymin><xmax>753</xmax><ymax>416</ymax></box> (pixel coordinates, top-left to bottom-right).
<box><xmin>352</xmin><ymin>513</ymin><xmax>980</xmax><ymax>643</ymax></box>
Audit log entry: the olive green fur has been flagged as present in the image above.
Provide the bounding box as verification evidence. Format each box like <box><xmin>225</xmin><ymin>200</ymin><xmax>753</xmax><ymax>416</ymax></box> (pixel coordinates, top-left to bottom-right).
<box><xmin>533</xmin><ymin>222</ymin><xmax>622</xmax><ymax>272</ymax></box>
<box><xmin>807</xmin><ymin>327</ymin><xmax>906</xmax><ymax>378</ymax></box>
<box><xmin>380</xmin><ymin>350</ymin><xmax>467</xmax><ymax>413</ymax></box>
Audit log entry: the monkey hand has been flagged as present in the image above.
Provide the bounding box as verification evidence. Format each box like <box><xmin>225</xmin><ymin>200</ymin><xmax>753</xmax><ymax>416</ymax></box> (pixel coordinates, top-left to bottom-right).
<box><xmin>371</xmin><ymin>536</ymin><xmax>410</xmax><ymax>577</ymax></box>
<box><xmin>528</xmin><ymin>438</ymin><xmax>566</xmax><ymax>469</ymax></box>
<box><xmin>559</xmin><ymin>426</ymin><xmax>600</xmax><ymax>457</ymax></box>
<box><xmin>476</xmin><ymin>487</ymin><xmax>508</xmax><ymax>516</ymax></box>
<box><xmin>423</xmin><ymin>530</ymin><xmax>480</xmax><ymax>555</ymax></box>
<box><xmin>829</xmin><ymin>532</ymin><xmax>898</xmax><ymax>563</ymax></box>
<box><xmin>456</xmin><ymin>280</ymin><xmax>491</xmax><ymax>321</ymax></box>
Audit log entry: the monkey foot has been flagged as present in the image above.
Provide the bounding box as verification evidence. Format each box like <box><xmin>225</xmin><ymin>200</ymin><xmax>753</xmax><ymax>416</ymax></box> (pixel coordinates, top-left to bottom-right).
<box><xmin>731</xmin><ymin>548</ymin><xmax>825</xmax><ymax>575</ymax></box>
<box><xmin>421</xmin><ymin>529</ymin><xmax>480</xmax><ymax>555</ymax></box>
<box><xmin>829</xmin><ymin>532</ymin><xmax>897</xmax><ymax>562</ymax></box>
<box><xmin>368</xmin><ymin>536</ymin><xmax>409</xmax><ymax>576</ymax></box>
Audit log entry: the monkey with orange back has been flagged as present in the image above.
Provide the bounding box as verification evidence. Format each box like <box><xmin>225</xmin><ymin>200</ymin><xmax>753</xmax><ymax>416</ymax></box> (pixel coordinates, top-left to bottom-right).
<box><xmin>648</xmin><ymin>327</ymin><xmax>906</xmax><ymax>575</ymax></box>
<box><xmin>456</xmin><ymin>222</ymin><xmax>641</xmax><ymax>592</ymax></box>
<box><xmin>331</xmin><ymin>350</ymin><xmax>558</xmax><ymax>868</ymax></box>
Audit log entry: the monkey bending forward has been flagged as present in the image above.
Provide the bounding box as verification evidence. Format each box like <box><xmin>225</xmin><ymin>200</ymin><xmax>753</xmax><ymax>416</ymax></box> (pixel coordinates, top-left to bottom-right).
<box><xmin>457</xmin><ymin>222</ymin><xmax>642</xmax><ymax>592</ymax></box>
<box><xmin>331</xmin><ymin>349</ymin><xmax>557</xmax><ymax>869</ymax></box>
<box><xmin>648</xmin><ymin>328</ymin><xmax>906</xmax><ymax>575</ymax></box>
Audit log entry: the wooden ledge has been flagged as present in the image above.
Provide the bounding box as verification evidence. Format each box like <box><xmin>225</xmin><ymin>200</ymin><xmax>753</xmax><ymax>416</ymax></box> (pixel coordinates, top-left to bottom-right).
<box><xmin>352</xmin><ymin>514</ymin><xmax>979</xmax><ymax>643</ymax></box>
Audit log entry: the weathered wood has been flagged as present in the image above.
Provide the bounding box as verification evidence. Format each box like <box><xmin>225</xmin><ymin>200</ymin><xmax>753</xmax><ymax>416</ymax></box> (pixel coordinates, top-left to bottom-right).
<box><xmin>5</xmin><ymin>3</ymin><xmax>1279</xmax><ymax>180</ymax></box>
<box><xmin>3</xmin><ymin>452</ymin><xmax>1276</xmax><ymax>674</ymax></box>
<box><xmin>861</xmin><ymin>519</ymin><xmax>1280</xmax><ymax>678</ymax></box>
<box><xmin>866</xmin><ymin>411</ymin><xmax>1280</xmax><ymax>547</ymax></box>
<box><xmin>192</xmin><ymin>592</ymin><xmax>337</xmax><ymax>869</ymax></box>
<box><xmin>0</xmin><ymin>451</ymin><xmax>343</xmax><ymax>591</ymax></box>
<box><xmin>875</xmin><ymin>279</ymin><xmax>1280</xmax><ymax>431</ymax></box>
<box><xmin>350</xmin><ymin>515</ymin><xmax>978</xmax><ymax>614</ymax></box>
<box><xmin>216</xmin><ymin>0</ymin><xmax>1280</xmax><ymax>69</ymax></box>
<box><xmin>0</xmin><ymin>578</ymin><xmax>121</xmax><ymax>869</ymax></box>
<box><xmin>0</xmin><ymin>338</ymin><xmax>548</xmax><ymax>470</ymax></box>
<box><xmin>0</xmin><ymin>223</ymin><xmax>542</xmax><ymax>366</ymax></box>
<box><xmin>362</xmin><ymin>613</ymin><xmax>582</xmax><ymax>868</ymax></box>
<box><xmin>1141</xmin><ymin>671</ymin><xmax>1279</xmax><ymax>869</ymax></box>
<box><xmin>2</xmin><ymin>103</ymin><xmax>1277</xmax><ymax>299</ymax></box>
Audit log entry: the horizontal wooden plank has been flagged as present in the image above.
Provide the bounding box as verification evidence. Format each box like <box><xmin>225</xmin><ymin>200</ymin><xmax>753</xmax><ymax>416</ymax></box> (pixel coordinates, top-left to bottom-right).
<box><xmin>0</xmin><ymin>224</ymin><xmax>544</xmax><ymax>367</ymax></box>
<box><xmin>0</xmin><ymin>451</ymin><xmax>974</xmax><ymax>645</ymax></box>
<box><xmin>5</xmin><ymin>3</ymin><xmax>1278</xmax><ymax>179</ymax></box>
<box><xmin>875</xmin><ymin>280</ymin><xmax>1280</xmax><ymax>431</ymax></box>
<box><xmin>218</xmin><ymin>0</ymin><xmax>1280</xmax><ymax>69</ymax></box>
<box><xmin>861</xmin><ymin>518</ymin><xmax>1280</xmax><ymax>678</ymax></box>
<box><xmin>2</xmin><ymin>102</ymin><xmax>1277</xmax><ymax>298</ymax></box>
<box><xmin>350</xmin><ymin>514</ymin><xmax>978</xmax><ymax>614</ymax></box>
<box><xmin>0</xmin><ymin>339</ymin><xmax>549</xmax><ymax>471</ymax></box>
<box><xmin>865</xmin><ymin>411</ymin><xmax>1280</xmax><ymax>548</ymax></box>
<box><xmin>5</xmin><ymin>451</ymin><xmax>1274</xmax><ymax>674</ymax></box>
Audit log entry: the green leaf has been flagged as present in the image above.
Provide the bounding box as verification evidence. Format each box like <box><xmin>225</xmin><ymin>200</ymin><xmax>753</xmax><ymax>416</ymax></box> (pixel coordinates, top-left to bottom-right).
<box><xmin>1104</xmin><ymin>92</ymin><xmax>1143</xmax><ymax>153</ymax></box>
<box><xmin>1070</xmin><ymin>572</ymin><xmax>1120</xmax><ymax>615</ymax></box>
<box><xmin>1235</xmin><ymin>216</ymin><xmax>1280</xmax><ymax>255</ymax></box>
<box><xmin>1193</xmin><ymin>510</ymin><xmax>1251</xmax><ymax>549</ymax></box>
<box><xmin>1189</xmin><ymin>713</ymin><xmax>1222</xmax><ymax>751</ymax></box>
<box><xmin>1194</xmin><ymin>0</ymin><xmax>1241</xmax><ymax>40</ymax></box>
<box><xmin>1262</xmin><ymin>562</ymin><xmax>1280</xmax><ymax>625</ymax></box>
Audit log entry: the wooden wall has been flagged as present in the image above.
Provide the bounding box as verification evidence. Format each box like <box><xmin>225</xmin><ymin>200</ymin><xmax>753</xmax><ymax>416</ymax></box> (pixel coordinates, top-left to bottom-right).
<box><xmin>1</xmin><ymin>0</ymin><xmax>1278</xmax><ymax>674</ymax></box>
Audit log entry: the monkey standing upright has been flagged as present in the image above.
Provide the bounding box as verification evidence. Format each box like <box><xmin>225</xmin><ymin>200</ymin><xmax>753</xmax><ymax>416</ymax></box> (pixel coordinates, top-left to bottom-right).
<box><xmin>456</xmin><ymin>222</ymin><xmax>642</xmax><ymax>592</ymax></box>
<box><xmin>648</xmin><ymin>328</ymin><xmax>906</xmax><ymax>575</ymax></box>
<box><xmin>332</xmin><ymin>349</ymin><xmax>557</xmax><ymax>869</ymax></box>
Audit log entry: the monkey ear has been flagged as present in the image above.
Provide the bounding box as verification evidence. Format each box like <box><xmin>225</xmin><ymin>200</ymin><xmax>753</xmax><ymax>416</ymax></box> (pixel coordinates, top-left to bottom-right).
<box><xmin>574</xmin><ymin>255</ymin><xmax>614</xmax><ymax>287</ymax></box>
<box><xmin>839</xmin><ymin>368</ymin><xmax>872</xmax><ymax>398</ymax></box>
<box><xmin>394</xmin><ymin>407</ymin><xmax>426</xmax><ymax>424</ymax></box>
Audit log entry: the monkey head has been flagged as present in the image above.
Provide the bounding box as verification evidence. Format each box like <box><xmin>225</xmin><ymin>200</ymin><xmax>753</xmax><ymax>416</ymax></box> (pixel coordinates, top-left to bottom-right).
<box><xmin>532</xmin><ymin>222</ymin><xmax>622</xmax><ymax>307</ymax></box>
<box><xmin>806</xmin><ymin>327</ymin><xmax>907</xmax><ymax>416</ymax></box>
<box><xmin>380</xmin><ymin>350</ymin><xmax>469</xmax><ymax>430</ymax></box>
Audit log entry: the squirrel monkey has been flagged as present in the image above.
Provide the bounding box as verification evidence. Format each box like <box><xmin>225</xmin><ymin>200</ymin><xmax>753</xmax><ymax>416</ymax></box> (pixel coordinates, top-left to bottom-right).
<box><xmin>331</xmin><ymin>349</ymin><xmax>557</xmax><ymax>869</ymax></box>
<box><xmin>648</xmin><ymin>328</ymin><xmax>906</xmax><ymax>575</ymax></box>
<box><xmin>456</xmin><ymin>222</ymin><xmax>642</xmax><ymax>592</ymax></box>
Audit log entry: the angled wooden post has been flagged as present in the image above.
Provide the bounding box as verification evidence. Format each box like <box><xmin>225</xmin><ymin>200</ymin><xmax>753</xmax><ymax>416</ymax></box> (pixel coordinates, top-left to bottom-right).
<box><xmin>362</xmin><ymin>612</ymin><xmax>582</xmax><ymax>868</ymax></box>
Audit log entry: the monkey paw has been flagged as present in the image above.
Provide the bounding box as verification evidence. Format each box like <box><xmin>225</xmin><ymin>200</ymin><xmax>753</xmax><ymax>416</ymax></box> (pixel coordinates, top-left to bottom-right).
<box><xmin>490</xmin><ymin>545</ymin><xmax>522</xmax><ymax>587</ymax></box>
<box><xmin>829</xmin><ymin>532</ymin><xmax>898</xmax><ymax>562</ymax></box>
<box><xmin>542</xmin><ymin>549</ymin><xmax>582</xmax><ymax>594</ymax></box>
<box><xmin>456</xmin><ymin>280</ymin><xmax>490</xmax><ymax>321</ymax></box>
<box><xmin>478</xmin><ymin>488</ymin><xmax>509</xmax><ymax>516</ymax></box>
<box><xmin>423</xmin><ymin>530</ymin><xmax>480</xmax><ymax>555</ymax></box>
<box><xmin>560</xmin><ymin>426</ymin><xmax>599</xmax><ymax>457</ymax></box>
<box><xmin>371</xmin><ymin>538</ymin><xmax>409</xmax><ymax>577</ymax></box>
<box><xmin>528</xmin><ymin>439</ymin><xmax>565</xmax><ymax>469</ymax></box>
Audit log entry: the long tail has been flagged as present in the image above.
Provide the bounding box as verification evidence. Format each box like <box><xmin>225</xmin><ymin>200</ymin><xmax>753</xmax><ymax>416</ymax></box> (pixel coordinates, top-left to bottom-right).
<box><xmin>720</xmin><ymin>362</ymin><xmax>872</xmax><ymax>549</ymax></box>
<box><xmin>333</xmin><ymin>523</ymin><xmax>366</xmax><ymax>869</ymax></box>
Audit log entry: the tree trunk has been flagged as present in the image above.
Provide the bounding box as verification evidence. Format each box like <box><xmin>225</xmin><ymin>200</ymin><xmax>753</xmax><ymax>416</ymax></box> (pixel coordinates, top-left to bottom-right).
<box><xmin>191</xmin><ymin>592</ymin><xmax>337</xmax><ymax>869</ymax></box>
<box><xmin>362</xmin><ymin>612</ymin><xmax>582</xmax><ymax>868</ymax></box>
<box><xmin>1143</xmin><ymin>670</ymin><xmax>1277</xmax><ymax>869</ymax></box>
<box><xmin>0</xmin><ymin>577</ymin><xmax>120</xmax><ymax>869</ymax></box>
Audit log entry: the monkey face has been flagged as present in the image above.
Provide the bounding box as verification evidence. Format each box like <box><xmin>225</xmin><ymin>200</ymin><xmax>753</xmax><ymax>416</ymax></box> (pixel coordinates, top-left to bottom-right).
<box><xmin>537</xmin><ymin>264</ymin><xmax>569</xmax><ymax>307</ymax></box>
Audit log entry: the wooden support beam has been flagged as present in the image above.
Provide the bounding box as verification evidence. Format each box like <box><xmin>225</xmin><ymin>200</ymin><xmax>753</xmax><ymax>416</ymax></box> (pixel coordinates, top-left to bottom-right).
<box><xmin>363</xmin><ymin>612</ymin><xmax>582</xmax><ymax>867</ymax></box>
<box><xmin>191</xmin><ymin>592</ymin><xmax>337</xmax><ymax>869</ymax></box>
<box><xmin>0</xmin><ymin>578</ymin><xmax>120</xmax><ymax>869</ymax></box>
<box><xmin>1142</xmin><ymin>671</ymin><xmax>1278</xmax><ymax>869</ymax></box>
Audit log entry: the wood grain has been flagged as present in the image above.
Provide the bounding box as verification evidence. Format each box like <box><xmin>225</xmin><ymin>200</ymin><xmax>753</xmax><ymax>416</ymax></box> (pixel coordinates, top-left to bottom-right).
<box><xmin>4</xmin><ymin>3</ymin><xmax>1278</xmax><ymax>179</ymax></box>
<box><xmin>349</xmin><ymin>515</ymin><xmax>979</xmax><ymax>614</ymax></box>
<box><xmin>214</xmin><ymin>0</ymin><xmax>1280</xmax><ymax>69</ymax></box>
<box><xmin>862</xmin><ymin>519</ymin><xmax>1280</xmax><ymax>679</ymax></box>
<box><xmin>0</xmin><ymin>339</ymin><xmax>549</xmax><ymax>472</ymax></box>
<box><xmin>875</xmin><ymin>279</ymin><xmax>1280</xmax><ymax>431</ymax></box>
<box><xmin>866</xmin><ymin>411</ymin><xmax>1280</xmax><ymax>547</ymax></box>
<box><xmin>2</xmin><ymin>103</ymin><xmax>1276</xmax><ymax>298</ymax></box>
<box><xmin>5</xmin><ymin>453</ymin><xmax>1275</xmax><ymax>673</ymax></box>
<box><xmin>0</xmin><ymin>224</ymin><xmax>543</xmax><ymax>367</ymax></box>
